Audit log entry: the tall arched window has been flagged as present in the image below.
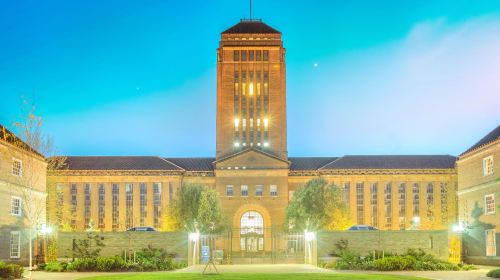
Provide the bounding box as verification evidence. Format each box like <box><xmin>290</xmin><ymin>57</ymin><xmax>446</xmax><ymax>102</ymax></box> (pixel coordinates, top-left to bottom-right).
<box><xmin>240</xmin><ymin>211</ymin><xmax>263</xmax><ymax>234</ymax></box>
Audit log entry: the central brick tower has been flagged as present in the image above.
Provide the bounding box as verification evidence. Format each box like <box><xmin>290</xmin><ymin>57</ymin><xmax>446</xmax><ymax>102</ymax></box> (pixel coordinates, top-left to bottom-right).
<box><xmin>216</xmin><ymin>19</ymin><xmax>287</xmax><ymax>160</ymax></box>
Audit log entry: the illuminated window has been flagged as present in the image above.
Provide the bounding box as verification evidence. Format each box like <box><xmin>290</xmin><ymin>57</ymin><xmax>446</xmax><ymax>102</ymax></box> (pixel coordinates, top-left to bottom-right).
<box><xmin>11</xmin><ymin>196</ymin><xmax>21</xmax><ymax>216</ymax></box>
<box><xmin>241</xmin><ymin>185</ymin><xmax>248</xmax><ymax>197</ymax></box>
<box><xmin>240</xmin><ymin>211</ymin><xmax>263</xmax><ymax>234</ymax></box>
<box><xmin>12</xmin><ymin>158</ymin><xmax>22</xmax><ymax>176</ymax></box>
<box><xmin>483</xmin><ymin>156</ymin><xmax>494</xmax><ymax>176</ymax></box>
<box><xmin>256</xmin><ymin>185</ymin><xmax>263</xmax><ymax>196</ymax></box>
<box><xmin>270</xmin><ymin>185</ymin><xmax>278</xmax><ymax>196</ymax></box>
<box><xmin>233</xmin><ymin>50</ymin><xmax>240</xmax><ymax>61</ymax></box>
<box><xmin>485</xmin><ymin>194</ymin><xmax>496</xmax><ymax>215</ymax></box>
<box><xmin>242</xmin><ymin>118</ymin><xmax>247</xmax><ymax>131</ymax></box>
<box><xmin>249</xmin><ymin>83</ymin><xmax>254</xmax><ymax>96</ymax></box>
<box><xmin>263</xmin><ymin>118</ymin><xmax>269</xmax><ymax>131</ymax></box>
<box><xmin>234</xmin><ymin>118</ymin><xmax>239</xmax><ymax>131</ymax></box>
<box><xmin>226</xmin><ymin>185</ymin><xmax>234</xmax><ymax>196</ymax></box>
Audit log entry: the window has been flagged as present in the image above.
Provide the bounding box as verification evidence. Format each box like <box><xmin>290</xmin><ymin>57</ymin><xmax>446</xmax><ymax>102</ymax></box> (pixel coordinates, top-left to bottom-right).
<box><xmin>398</xmin><ymin>183</ymin><xmax>406</xmax><ymax>229</ymax></box>
<box><xmin>241</xmin><ymin>50</ymin><xmax>247</xmax><ymax>61</ymax></box>
<box><xmin>241</xmin><ymin>185</ymin><xmax>248</xmax><ymax>197</ymax></box>
<box><xmin>249</xmin><ymin>50</ymin><xmax>254</xmax><ymax>61</ymax></box>
<box><xmin>486</xmin><ymin>229</ymin><xmax>497</xmax><ymax>256</ymax></box>
<box><xmin>370</xmin><ymin>183</ymin><xmax>378</xmax><ymax>227</ymax></box>
<box><xmin>384</xmin><ymin>183</ymin><xmax>392</xmax><ymax>228</ymax></box>
<box><xmin>440</xmin><ymin>183</ymin><xmax>448</xmax><ymax>224</ymax></box>
<box><xmin>485</xmin><ymin>194</ymin><xmax>496</xmax><ymax>215</ymax></box>
<box><xmin>98</xmin><ymin>184</ymin><xmax>105</xmax><ymax>229</ymax></box>
<box><xmin>256</xmin><ymin>185</ymin><xmax>263</xmax><ymax>196</ymax></box>
<box><xmin>153</xmin><ymin>183</ymin><xmax>162</xmax><ymax>228</ymax></box>
<box><xmin>256</xmin><ymin>50</ymin><xmax>262</xmax><ymax>61</ymax></box>
<box><xmin>84</xmin><ymin>184</ymin><xmax>91</xmax><ymax>228</ymax></box>
<box><xmin>263</xmin><ymin>50</ymin><xmax>269</xmax><ymax>61</ymax></box>
<box><xmin>126</xmin><ymin>183</ymin><xmax>133</xmax><ymax>229</ymax></box>
<box><xmin>140</xmin><ymin>183</ymin><xmax>147</xmax><ymax>226</ymax></box>
<box><xmin>12</xmin><ymin>158</ymin><xmax>22</xmax><ymax>176</ymax></box>
<box><xmin>483</xmin><ymin>156</ymin><xmax>494</xmax><ymax>176</ymax></box>
<box><xmin>226</xmin><ymin>185</ymin><xmax>234</xmax><ymax>196</ymax></box>
<box><xmin>270</xmin><ymin>185</ymin><xmax>278</xmax><ymax>197</ymax></box>
<box><xmin>11</xmin><ymin>196</ymin><xmax>21</xmax><ymax>216</ymax></box>
<box><xmin>233</xmin><ymin>50</ymin><xmax>240</xmax><ymax>61</ymax></box>
<box><xmin>356</xmin><ymin>183</ymin><xmax>364</xmax><ymax>224</ymax></box>
<box><xmin>10</xmin><ymin>231</ymin><xmax>20</xmax><ymax>258</ymax></box>
<box><xmin>240</xmin><ymin>211</ymin><xmax>263</xmax><ymax>234</ymax></box>
<box><xmin>413</xmin><ymin>183</ymin><xmax>420</xmax><ymax>216</ymax></box>
<box><xmin>112</xmin><ymin>184</ymin><xmax>119</xmax><ymax>231</ymax></box>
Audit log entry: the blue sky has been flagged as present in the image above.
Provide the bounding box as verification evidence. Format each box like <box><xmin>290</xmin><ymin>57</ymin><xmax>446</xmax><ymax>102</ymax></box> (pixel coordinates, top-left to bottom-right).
<box><xmin>0</xmin><ymin>0</ymin><xmax>499</xmax><ymax>157</ymax></box>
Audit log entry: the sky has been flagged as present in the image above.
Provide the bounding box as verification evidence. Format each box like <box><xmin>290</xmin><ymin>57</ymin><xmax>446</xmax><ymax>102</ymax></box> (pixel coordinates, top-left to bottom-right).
<box><xmin>0</xmin><ymin>0</ymin><xmax>499</xmax><ymax>157</ymax></box>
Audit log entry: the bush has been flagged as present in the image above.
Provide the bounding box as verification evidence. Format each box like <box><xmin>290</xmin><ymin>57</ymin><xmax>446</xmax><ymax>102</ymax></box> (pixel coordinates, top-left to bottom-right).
<box><xmin>44</xmin><ymin>262</ymin><xmax>66</xmax><ymax>272</ymax></box>
<box><xmin>0</xmin><ymin>262</ymin><xmax>24</xmax><ymax>279</ymax></box>
<box><xmin>372</xmin><ymin>256</ymin><xmax>415</xmax><ymax>271</ymax></box>
<box><xmin>488</xmin><ymin>268</ymin><xmax>500</xmax><ymax>278</ymax></box>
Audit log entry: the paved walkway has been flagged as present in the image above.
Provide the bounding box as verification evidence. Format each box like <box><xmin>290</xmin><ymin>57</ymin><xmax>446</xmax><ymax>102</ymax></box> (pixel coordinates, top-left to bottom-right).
<box><xmin>26</xmin><ymin>264</ymin><xmax>496</xmax><ymax>280</ymax></box>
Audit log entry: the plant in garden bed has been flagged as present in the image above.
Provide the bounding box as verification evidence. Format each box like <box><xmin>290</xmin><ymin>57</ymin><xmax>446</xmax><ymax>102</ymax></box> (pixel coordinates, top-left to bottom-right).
<box><xmin>488</xmin><ymin>268</ymin><xmax>500</xmax><ymax>278</ymax></box>
<box><xmin>0</xmin><ymin>262</ymin><xmax>24</xmax><ymax>279</ymax></box>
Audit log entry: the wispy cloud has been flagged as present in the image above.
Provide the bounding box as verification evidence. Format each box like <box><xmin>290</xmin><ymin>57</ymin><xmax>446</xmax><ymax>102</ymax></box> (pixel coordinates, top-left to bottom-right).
<box><xmin>288</xmin><ymin>15</ymin><xmax>500</xmax><ymax>156</ymax></box>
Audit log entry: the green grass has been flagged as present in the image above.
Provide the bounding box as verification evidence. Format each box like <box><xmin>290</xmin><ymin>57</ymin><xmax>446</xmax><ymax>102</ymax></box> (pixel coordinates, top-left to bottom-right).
<box><xmin>80</xmin><ymin>273</ymin><xmax>425</xmax><ymax>280</ymax></box>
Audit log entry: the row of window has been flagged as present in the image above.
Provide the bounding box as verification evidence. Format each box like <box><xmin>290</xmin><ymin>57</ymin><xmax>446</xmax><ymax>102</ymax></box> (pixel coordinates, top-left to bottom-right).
<box><xmin>66</xmin><ymin>182</ymin><xmax>170</xmax><ymax>230</ymax></box>
<box><xmin>233</xmin><ymin>50</ymin><xmax>269</xmax><ymax>61</ymax></box>
<box><xmin>226</xmin><ymin>185</ymin><xmax>278</xmax><ymax>197</ymax></box>
<box><xmin>347</xmin><ymin>182</ymin><xmax>450</xmax><ymax>228</ymax></box>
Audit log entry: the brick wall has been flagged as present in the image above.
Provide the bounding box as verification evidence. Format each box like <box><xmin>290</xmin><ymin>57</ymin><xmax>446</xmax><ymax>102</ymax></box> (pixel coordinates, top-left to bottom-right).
<box><xmin>57</xmin><ymin>232</ymin><xmax>187</xmax><ymax>260</ymax></box>
<box><xmin>317</xmin><ymin>230</ymin><xmax>449</xmax><ymax>260</ymax></box>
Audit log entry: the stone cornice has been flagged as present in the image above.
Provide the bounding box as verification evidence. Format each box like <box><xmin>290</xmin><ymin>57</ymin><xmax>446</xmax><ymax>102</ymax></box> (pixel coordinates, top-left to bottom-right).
<box><xmin>317</xmin><ymin>168</ymin><xmax>456</xmax><ymax>176</ymax></box>
<box><xmin>458</xmin><ymin>138</ymin><xmax>499</xmax><ymax>161</ymax></box>
<box><xmin>48</xmin><ymin>170</ymin><xmax>184</xmax><ymax>177</ymax></box>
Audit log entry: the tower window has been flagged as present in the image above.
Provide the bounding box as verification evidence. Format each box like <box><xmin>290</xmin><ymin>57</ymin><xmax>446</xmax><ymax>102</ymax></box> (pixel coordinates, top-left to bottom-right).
<box><xmin>241</xmin><ymin>185</ymin><xmax>248</xmax><ymax>197</ymax></box>
<box><xmin>234</xmin><ymin>50</ymin><xmax>240</xmax><ymax>61</ymax></box>
<box><xmin>256</xmin><ymin>50</ymin><xmax>262</xmax><ymax>61</ymax></box>
<box><xmin>263</xmin><ymin>50</ymin><xmax>269</xmax><ymax>61</ymax></box>
<box><xmin>249</xmin><ymin>50</ymin><xmax>255</xmax><ymax>61</ymax></box>
<box><xmin>241</xmin><ymin>50</ymin><xmax>247</xmax><ymax>61</ymax></box>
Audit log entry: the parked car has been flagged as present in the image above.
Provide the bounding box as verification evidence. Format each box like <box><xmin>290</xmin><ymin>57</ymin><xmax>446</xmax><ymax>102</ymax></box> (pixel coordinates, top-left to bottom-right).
<box><xmin>348</xmin><ymin>225</ymin><xmax>378</xmax><ymax>231</ymax></box>
<box><xmin>126</xmin><ymin>226</ymin><xmax>156</xmax><ymax>232</ymax></box>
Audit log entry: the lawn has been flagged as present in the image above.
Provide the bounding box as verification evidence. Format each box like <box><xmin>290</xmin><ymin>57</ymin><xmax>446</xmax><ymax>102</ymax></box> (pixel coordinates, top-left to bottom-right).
<box><xmin>80</xmin><ymin>273</ymin><xmax>425</xmax><ymax>280</ymax></box>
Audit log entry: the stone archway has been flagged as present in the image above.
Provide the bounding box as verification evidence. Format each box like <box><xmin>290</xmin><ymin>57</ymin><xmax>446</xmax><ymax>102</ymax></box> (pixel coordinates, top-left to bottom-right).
<box><xmin>232</xmin><ymin>204</ymin><xmax>272</xmax><ymax>252</ymax></box>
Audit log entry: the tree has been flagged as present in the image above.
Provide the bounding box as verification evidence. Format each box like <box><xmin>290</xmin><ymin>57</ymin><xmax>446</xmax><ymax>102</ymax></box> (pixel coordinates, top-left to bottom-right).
<box><xmin>162</xmin><ymin>184</ymin><xmax>224</xmax><ymax>233</ymax></box>
<box><xmin>285</xmin><ymin>178</ymin><xmax>352</xmax><ymax>232</ymax></box>
<box><xmin>7</xmin><ymin>98</ymin><xmax>66</xmax><ymax>278</ymax></box>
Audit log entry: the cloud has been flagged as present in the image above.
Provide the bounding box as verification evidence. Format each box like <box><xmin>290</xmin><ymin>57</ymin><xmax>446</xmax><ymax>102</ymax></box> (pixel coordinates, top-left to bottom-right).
<box><xmin>288</xmin><ymin>15</ymin><xmax>500</xmax><ymax>156</ymax></box>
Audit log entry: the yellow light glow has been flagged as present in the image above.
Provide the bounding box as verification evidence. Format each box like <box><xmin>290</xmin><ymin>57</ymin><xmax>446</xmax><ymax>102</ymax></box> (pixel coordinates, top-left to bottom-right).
<box><xmin>234</xmin><ymin>118</ymin><xmax>240</xmax><ymax>127</ymax></box>
<box><xmin>249</xmin><ymin>83</ymin><xmax>254</xmax><ymax>96</ymax></box>
<box><xmin>264</xmin><ymin>118</ymin><xmax>269</xmax><ymax>127</ymax></box>
<box><xmin>263</xmin><ymin>142</ymin><xmax>269</xmax><ymax>147</ymax></box>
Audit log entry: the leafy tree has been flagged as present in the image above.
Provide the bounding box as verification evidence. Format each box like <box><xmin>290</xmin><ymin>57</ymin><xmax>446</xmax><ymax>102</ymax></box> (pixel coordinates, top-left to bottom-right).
<box><xmin>162</xmin><ymin>184</ymin><xmax>224</xmax><ymax>233</ymax></box>
<box><xmin>285</xmin><ymin>178</ymin><xmax>352</xmax><ymax>232</ymax></box>
<box><xmin>72</xmin><ymin>232</ymin><xmax>105</xmax><ymax>258</ymax></box>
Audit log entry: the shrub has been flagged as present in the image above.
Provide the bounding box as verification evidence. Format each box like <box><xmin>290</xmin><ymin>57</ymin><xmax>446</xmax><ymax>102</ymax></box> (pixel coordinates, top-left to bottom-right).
<box><xmin>44</xmin><ymin>262</ymin><xmax>65</xmax><ymax>272</ymax></box>
<box><xmin>487</xmin><ymin>268</ymin><xmax>500</xmax><ymax>278</ymax></box>
<box><xmin>372</xmin><ymin>256</ymin><xmax>415</xmax><ymax>271</ymax></box>
<box><xmin>0</xmin><ymin>262</ymin><xmax>24</xmax><ymax>279</ymax></box>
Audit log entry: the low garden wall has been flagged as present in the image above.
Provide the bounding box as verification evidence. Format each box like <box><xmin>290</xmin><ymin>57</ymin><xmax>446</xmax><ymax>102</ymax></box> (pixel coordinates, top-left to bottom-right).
<box><xmin>317</xmin><ymin>230</ymin><xmax>449</xmax><ymax>260</ymax></box>
<box><xmin>56</xmin><ymin>232</ymin><xmax>188</xmax><ymax>261</ymax></box>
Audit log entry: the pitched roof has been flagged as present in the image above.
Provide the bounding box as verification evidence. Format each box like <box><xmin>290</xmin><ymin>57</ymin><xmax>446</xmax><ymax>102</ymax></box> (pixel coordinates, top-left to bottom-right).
<box><xmin>461</xmin><ymin>125</ymin><xmax>500</xmax><ymax>156</ymax></box>
<box><xmin>0</xmin><ymin>123</ymin><xmax>44</xmax><ymax>158</ymax></box>
<box><xmin>289</xmin><ymin>157</ymin><xmax>338</xmax><ymax>171</ymax></box>
<box><xmin>222</xmin><ymin>20</ymin><xmax>280</xmax><ymax>34</ymax></box>
<box><xmin>320</xmin><ymin>155</ymin><xmax>456</xmax><ymax>170</ymax></box>
<box><xmin>165</xmin><ymin>157</ymin><xmax>215</xmax><ymax>171</ymax></box>
<box><xmin>60</xmin><ymin>156</ymin><xmax>183</xmax><ymax>171</ymax></box>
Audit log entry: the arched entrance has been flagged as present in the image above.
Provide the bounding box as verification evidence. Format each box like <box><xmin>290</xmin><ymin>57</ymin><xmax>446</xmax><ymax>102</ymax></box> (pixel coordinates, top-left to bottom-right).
<box><xmin>240</xmin><ymin>211</ymin><xmax>264</xmax><ymax>252</ymax></box>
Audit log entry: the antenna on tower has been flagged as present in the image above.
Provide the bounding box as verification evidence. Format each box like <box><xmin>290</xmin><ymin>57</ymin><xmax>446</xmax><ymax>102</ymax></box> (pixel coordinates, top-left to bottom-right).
<box><xmin>250</xmin><ymin>0</ymin><xmax>252</xmax><ymax>20</ymax></box>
